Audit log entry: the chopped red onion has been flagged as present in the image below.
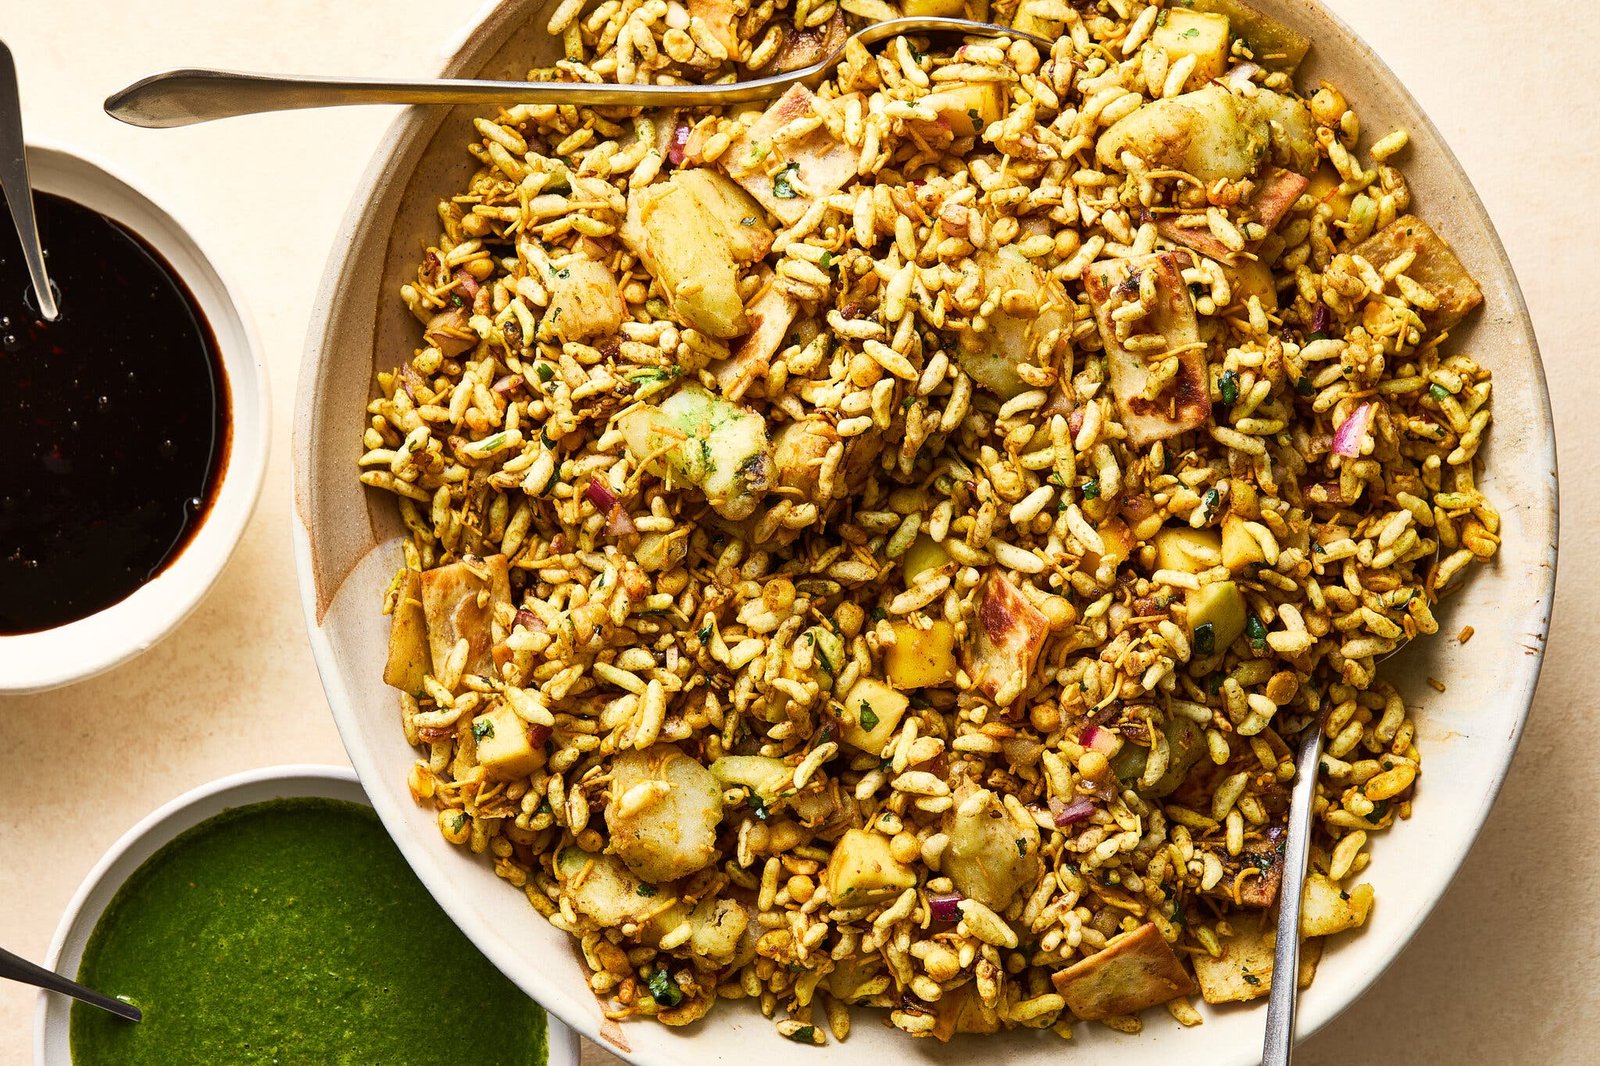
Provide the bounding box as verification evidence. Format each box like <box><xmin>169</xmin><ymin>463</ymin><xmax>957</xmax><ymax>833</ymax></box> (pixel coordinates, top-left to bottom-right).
<box><xmin>1311</xmin><ymin>301</ymin><xmax>1333</xmax><ymax>335</ymax></box>
<box><xmin>491</xmin><ymin>374</ymin><xmax>523</xmax><ymax>396</ymax></box>
<box><xmin>928</xmin><ymin>891</ymin><xmax>963</xmax><ymax>923</ymax></box>
<box><xmin>514</xmin><ymin>608</ymin><xmax>544</xmax><ymax>632</ymax></box>
<box><xmin>605</xmin><ymin>502</ymin><xmax>636</xmax><ymax>538</ymax></box>
<box><xmin>585</xmin><ymin>478</ymin><xmax>618</xmax><ymax>511</ymax></box>
<box><xmin>1224</xmin><ymin>62</ymin><xmax>1262</xmax><ymax>92</ymax></box>
<box><xmin>528</xmin><ymin>722</ymin><xmax>552</xmax><ymax>747</ymax></box>
<box><xmin>667</xmin><ymin>123</ymin><xmax>691</xmax><ymax>166</ymax></box>
<box><xmin>1081</xmin><ymin>724</ymin><xmax>1100</xmax><ymax>747</ymax></box>
<box><xmin>1050</xmin><ymin>796</ymin><xmax>1096</xmax><ymax>827</ymax></box>
<box><xmin>1331</xmin><ymin>402</ymin><xmax>1375</xmax><ymax>458</ymax></box>
<box><xmin>454</xmin><ymin>267</ymin><xmax>480</xmax><ymax>299</ymax></box>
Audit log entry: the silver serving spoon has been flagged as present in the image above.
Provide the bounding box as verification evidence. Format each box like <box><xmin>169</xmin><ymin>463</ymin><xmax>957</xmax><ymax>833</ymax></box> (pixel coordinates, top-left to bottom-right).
<box><xmin>104</xmin><ymin>16</ymin><xmax>1052</xmax><ymax>128</ymax></box>
<box><xmin>1262</xmin><ymin>556</ymin><xmax>1437</xmax><ymax>1065</ymax></box>
<box><xmin>0</xmin><ymin>39</ymin><xmax>60</xmax><ymax>321</ymax></box>
<box><xmin>0</xmin><ymin>945</ymin><xmax>142</xmax><ymax>1023</ymax></box>
<box><xmin>1261</xmin><ymin>717</ymin><xmax>1322</xmax><ymax>1066</ymax></box>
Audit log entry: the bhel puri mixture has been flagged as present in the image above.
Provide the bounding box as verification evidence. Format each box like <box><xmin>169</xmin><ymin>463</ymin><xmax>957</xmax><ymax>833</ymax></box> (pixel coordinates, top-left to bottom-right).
<box><xmin>357</xmin><ymin>0</ymin><xmax>1499</xmax><ymax>1043</ymax></box>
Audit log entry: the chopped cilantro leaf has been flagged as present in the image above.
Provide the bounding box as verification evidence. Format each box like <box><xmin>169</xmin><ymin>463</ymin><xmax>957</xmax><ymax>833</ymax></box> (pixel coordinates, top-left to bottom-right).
<box><xmin>637</xmin><ymin>883</ymin><xmax>658</xmax><ymax>897</ymax></box>
<box><xmin>772</xmin><ymin>162</ymin><xmax>800</xmax><ymax>200</ymax></box>
<box><xmin>1428</xmin><ymin>383</ymin><xmax>1450</xmax><ymax>402</ymax></box>
<box><xmin>859</xmin><ymin>702</ymin><xmax>880</xmax><ymax>731</ymax></box>
<box><xmin>1219</xmin><ymin>369</ymin><xmax>1239</xmax><ymax>405</ymax></box>
<box><xmin>1246</xmin><ymin>613</ymin><xmax>1267</xmax><ymax>649</ymax></box>
<box><xmin>1081</xmin><ymin>478</ymin><xmax>1100</xmax><ymax>500</ymax></box>
<box><xmin>1193</xmin><ymin>622</ymin><xmax>1216</xmax><ymax>656</ymax></box>
<box><xmin>786</xmin><ymin>1025</ymin><xmax>816</xmax><ymax>1044</ymax></box>
<box><xmin>646</xmin><ymin>969</ymin><xmax>684</xmax><ymax>1007</ymax></box>
<box><xmin>471</xmin><ymin>718</ymin><xmax>494</xmax><ymax>741</ymax></box>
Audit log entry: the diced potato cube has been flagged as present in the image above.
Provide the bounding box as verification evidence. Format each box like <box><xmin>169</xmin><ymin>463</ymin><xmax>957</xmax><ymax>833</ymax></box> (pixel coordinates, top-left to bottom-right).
<box><xmin>1151</xmin><ymin>9</ymin><xmax>1231</xmax><ymax>91</ymax></box>
<box><xmin>384</xmin><ymin>569</ymin><xmax>429</xmax><ymax>695</ymax></box>
<box><xmin>1307</xmin><ymin>163</ymin><xmax>1355</xmax><ymax>220</ymax></box>
<box><xmin>1222</xmin><ymin>513</ymin><xmax>1267</xmax><ymax>572</ymax></box>
<box><xmin>618</xmin><ymin>384</ymin><xmax>772</xmax><ymax>520</ymax></box>
<box><xmin>1353</xmin><ymin>215</ymin><xmax>1483</xmax><ymax>334</ymax></box>
<box><xmin>554</xmin><ymin>848</ymin><xmax>664</xmax><ymax>927</ymax></box>
<box><xmin>841</xmin><ymin>677</ymin><xmax>910</xmax><ymax>754</ymax></box>
<box><xmin>1099</xmin><ymin>83</ymin><xmax>1314</xmax><ymax>183</ymax></box>
<box><xmin>916</xmin><ymin>83</ymin><xmax>1005</xmax><ymax>138</ymax></box>
<box><xmin>885</xmin><ymin>619</ymin><xmax>958</xmax><ymax>689</ymax></box>
<box><xmin>1186</xmin><ymin>579</ymin><xmax>1247</xmax><ymax>652</ymax></box>
<box><xmin>1154</xmin><ymin>527</ymin><xmax>1223</xmax><ymax>574</ymax></box>
<box><xmin>1012</xmin><ymin>0</ymin><xmax>1063</xmax><ymax>37</ymax></box>
<box><xmin>1084</xmin><ymin>251</ymin><xmax>1211</xmax><ymax>448</ymax></box>
<box><xmin>605</xmin><ymin>745</ymin><xmax>724</xmax><ymax>883</ymax></box>
<box><xmin>473</xmin><ymin>704</ymin><xmax>541</xmax><ymax>780</ymax></box>
<box><xmin>823</xmin><ymin>828</ymin><xmax>917</xmax><ymax>905</ymax></box>
<box><xmin>965</xmin><ymin>573</ymin><xmax>1050</xmax><ymax>706</ymax></box>
<box><xmin>1098</xmin><ymin>84</ymin><xmax>1266</xmax><ymax>183</ymax></box>
<box><xmin>1301</xmin><ymin>874</ymin><xmax>1374</xmax><ymax>937</ymax></box>
<box><xmin>543</xmin><ymin>256</ymin><xmax>625</xmax><ymax>343</ymax></box>
<box><xmin>1226</xmin><ymin>256</ymin><xmax>1279</xmax><ymax>313</ymax></box>
<box><xmin>943</xmin><ymin>785</ymin><xmax>1040</xmax><ymax>910</ymax></box>
<box><xmin>420</xmin><ymin>555</ymin><xmax>511</xmax><ymax>679</ymax></box>
<box><xmin>903</xmin><ymin>0</ymin><xmax>965</xmax><ymax>15</ymax></box>
<box><xmin>1081</xmin><ymin>517</ymin><xmax>1135</xmax><ymax>574</ymax></box>
<box><xmin>956</xmin><ymin>247</ymin><xmax>1070</xmax><ymax>399</ymax></box>
<box><xmin>621</xmin><ymin>169</ymin><xmax>772</xmax><ymax>339</ymax></box>
<box><xmin>1052</xmin><ymin>923</ymin><xmax>1196</xmax><ymax>1020</ymax></box>
<box><xmin>1188</xmin><ymin>0</ymin><xmax>1310</xmax><ymax>73</ymax></box>
<box><xmin>901</xmin><ymin>534</ymin><xmax>952</xmax><ymax>581</ymax></box>
<box><xmin>725</xmin><ymin>84</ymin><xmax>861</xmax><ymax>226</ymax></box>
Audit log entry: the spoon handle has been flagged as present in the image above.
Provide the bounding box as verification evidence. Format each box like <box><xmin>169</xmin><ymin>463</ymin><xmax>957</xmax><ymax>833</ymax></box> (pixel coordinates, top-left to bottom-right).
<box><xmin>104</xmin><ymin>17</ymin><xmax>1052</xmax><ymax>128</ymax></box>
<box><xmin>0</xmin><ymin>40</ymin><xmax>59</xmax><ymax>321</ymax></box>
<box><xmin>1262</xmin><ymin>722</ymin><xmax>1325</xmax><ymax>1066</ymax></box>
<box><xmin>0</xmin><ymin>945</ymin><xmax>141</xmax><ymax>1023</ymax></box>
<box><xmin>104</xmin><ymin>68</ymin><xmax>812</xmax><ymax>128</ymax></box>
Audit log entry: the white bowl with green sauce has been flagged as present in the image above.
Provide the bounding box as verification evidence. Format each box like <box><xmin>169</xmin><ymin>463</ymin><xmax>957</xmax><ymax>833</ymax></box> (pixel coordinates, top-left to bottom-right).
<box><xmin>33</xmin><ymin>765</ymin><xmax>576</xmax><ymax>1066</ymax></box>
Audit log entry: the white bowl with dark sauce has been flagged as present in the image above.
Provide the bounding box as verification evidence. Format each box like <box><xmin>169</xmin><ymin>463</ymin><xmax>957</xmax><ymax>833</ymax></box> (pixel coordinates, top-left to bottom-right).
<box><xmin>0</xmin><ymin>144</ymin><xmax>267</xmax><ymax>693</ymax></box>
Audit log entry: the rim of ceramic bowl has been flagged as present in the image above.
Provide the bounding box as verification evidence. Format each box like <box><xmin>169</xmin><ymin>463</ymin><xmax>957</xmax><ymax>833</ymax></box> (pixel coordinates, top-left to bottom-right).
<box><xmin>291</xmin><ymin>1</ymin><xmax>1557</xmax><ymax>1062</ymax></box>
<box><xmin>0</xmin><ymin>141</ymin><xmax>270</xmax><ymax>695</ymax></box>
<box><xmin>31</xmin><ymin>762</ymin><xmax>579</xmax><ymax>1066</ymax></box>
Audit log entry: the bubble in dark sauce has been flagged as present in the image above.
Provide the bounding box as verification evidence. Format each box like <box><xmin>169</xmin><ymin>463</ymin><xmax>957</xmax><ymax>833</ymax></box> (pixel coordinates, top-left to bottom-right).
<box><xmin>0</xmin><ymin>192</ymin><xmax>229</xmax><ymax>634</ymax></box>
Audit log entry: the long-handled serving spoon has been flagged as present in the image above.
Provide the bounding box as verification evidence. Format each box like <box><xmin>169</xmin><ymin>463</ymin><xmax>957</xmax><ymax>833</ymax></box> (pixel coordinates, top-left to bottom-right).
<box><xmin>0</xmin><ymin>38</ymin><xmax>60</xmax><ymax>321</ymax></box>
<box><xmin>1262</xmin><ymin>552</ymin><xmax>1436</xmax><ymax>1065</ymax></box>
<box><xmin>104</xmin><ymin>17</ymin><xmax>1051</xmax><ymax>128</ymax></box>
<box><xmin>0</xmin><ymin>945</ymin><xmax>141</xmax><ymax>1023</ymax></box>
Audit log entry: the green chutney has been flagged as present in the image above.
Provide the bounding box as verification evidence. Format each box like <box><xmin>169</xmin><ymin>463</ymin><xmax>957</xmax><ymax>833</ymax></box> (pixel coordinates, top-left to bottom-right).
<box><xmin>71</xmin><ymin>797</ymin><xmax>547</xmax><ymax>1066</ymax></box>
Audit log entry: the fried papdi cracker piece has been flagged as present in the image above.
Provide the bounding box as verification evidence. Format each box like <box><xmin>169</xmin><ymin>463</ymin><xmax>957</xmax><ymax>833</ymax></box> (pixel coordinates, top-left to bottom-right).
<box><xmin>1052</xmin><ymin>922</ymin><xmax>1197</xmax><ymax>1020</ymax></box>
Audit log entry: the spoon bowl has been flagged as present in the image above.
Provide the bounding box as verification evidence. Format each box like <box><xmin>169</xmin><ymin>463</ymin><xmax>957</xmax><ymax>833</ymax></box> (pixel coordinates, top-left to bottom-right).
<box><xmin>0</xmin><ymin>38</ymin><xmax>59</xmax><ymax>321</ymax></box>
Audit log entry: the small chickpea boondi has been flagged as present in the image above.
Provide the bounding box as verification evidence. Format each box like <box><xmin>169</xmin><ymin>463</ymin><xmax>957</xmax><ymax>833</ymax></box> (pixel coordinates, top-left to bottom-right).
<box><xmin>357</xmin><ymin>0</ymin><xmax>1498</xmax><ymax>1043</ymax></box>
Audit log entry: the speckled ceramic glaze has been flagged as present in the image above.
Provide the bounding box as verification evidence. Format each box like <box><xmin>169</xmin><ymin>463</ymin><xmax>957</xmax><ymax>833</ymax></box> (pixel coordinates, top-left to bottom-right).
<box><xmin>292</xmin><ymin>2</ymin><xmax>1557</xmax><ymax>1061</ymax></box>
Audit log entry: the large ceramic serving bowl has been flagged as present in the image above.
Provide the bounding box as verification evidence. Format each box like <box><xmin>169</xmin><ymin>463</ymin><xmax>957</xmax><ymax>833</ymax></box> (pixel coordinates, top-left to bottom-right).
<box><xmin>33</xmin><ymin>764</ymin><xmax>579</xmax><ymax>1066</ymax></box>
<box><xmin>292</xmin><ymin>2</ymin><xmax>1558</xmax><ymax>1062</ymax></box>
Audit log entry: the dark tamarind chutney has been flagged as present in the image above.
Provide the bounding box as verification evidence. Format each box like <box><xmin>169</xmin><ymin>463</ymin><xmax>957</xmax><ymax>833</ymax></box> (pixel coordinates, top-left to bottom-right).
<box><xmin>0</xmin><ymin>191</ymin><xmax>229</xmax><ymax>634</ymax></box>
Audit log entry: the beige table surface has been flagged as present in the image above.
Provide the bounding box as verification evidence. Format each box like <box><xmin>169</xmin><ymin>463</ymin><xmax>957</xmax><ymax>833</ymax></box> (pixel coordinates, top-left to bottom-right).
<box><xmin>1</xmin><ymin>1</ymin><xmax>1591</xmax><ymax>1062</ymax></box>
